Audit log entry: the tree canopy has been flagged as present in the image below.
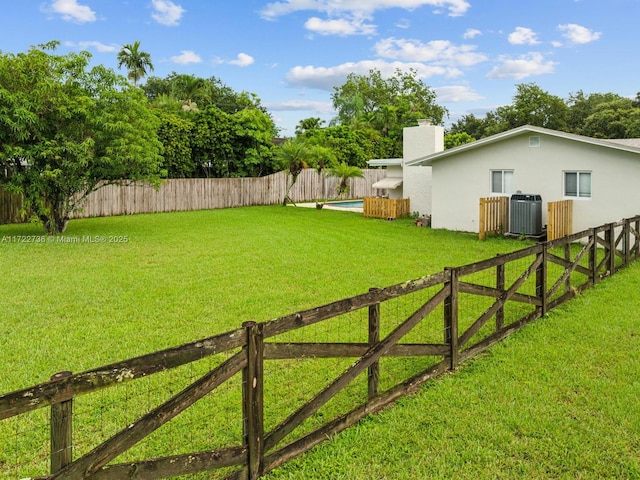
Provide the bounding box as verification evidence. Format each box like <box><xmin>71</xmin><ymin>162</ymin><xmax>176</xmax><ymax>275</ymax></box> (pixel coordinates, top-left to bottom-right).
<box><xmin>329</xmin><ymin>68</ymin><xmax>447</xmax><ymax>158</ymax></box>
<box><xmin>141</xmin><ymin>72</ymin><xmax>278</xmax><ymax>178</ymax></box>
<box><xmin>449</xmin><ymin>83</ymin><xmax>640</xmax><ymax>140</ymax></box>
<box><xmin>143</xmin><ymin>72</ymin><xmax>265</xmax><ymax>114</ymax></box>
<box><xmin>331</xmin><ymin>68</ymin><xmax>447</xmax><ymax>129</ymax></box>
<box><xmin>0</xmin><ymin>42</ymin><xmax>164</xmax><ymax>234</ymax></box>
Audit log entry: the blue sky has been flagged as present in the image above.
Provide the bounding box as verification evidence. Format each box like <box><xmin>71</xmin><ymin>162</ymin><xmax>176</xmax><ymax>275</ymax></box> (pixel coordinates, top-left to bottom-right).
<box><xmin>1</xmin><ymin>0</ymin><xmax>638</xmax><ymax>136</ymax></box>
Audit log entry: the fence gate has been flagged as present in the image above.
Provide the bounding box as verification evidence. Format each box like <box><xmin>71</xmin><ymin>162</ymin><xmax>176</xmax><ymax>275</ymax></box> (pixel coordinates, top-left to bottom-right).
<box><xmin>547</xmin><ymin>200</ymin><xmax>573</xmax><ymax>241</ymax></box>
<box><xmin>479</xmin><ymin>196</ymin><xmax>509</xmax><ymax>240</ymax></box>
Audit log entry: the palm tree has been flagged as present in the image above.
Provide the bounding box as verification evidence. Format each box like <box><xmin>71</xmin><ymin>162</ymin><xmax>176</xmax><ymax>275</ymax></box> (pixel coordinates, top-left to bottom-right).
<box><xmin>327</xmin><ymin>163</ymin><xmax>364</xmax><ymax>198</ymax></box>
<box><xmin>117</xmin><ymin>41</ymin><xmax>154</xmax><ymax>86</ymax></box>
<box><xmin>275</xmin><ymin>139</ymin><xmax>311</xmax><ymax>205</ymax></box>
<box><xmin>295</xmin><ymin>117</ymin><xmax>325</xmax><ymax>136</ymax></box>
<box><xmin>171</xmin><ymin>74</ymin><xmax>212</xmax><ymax>110</ymax></box>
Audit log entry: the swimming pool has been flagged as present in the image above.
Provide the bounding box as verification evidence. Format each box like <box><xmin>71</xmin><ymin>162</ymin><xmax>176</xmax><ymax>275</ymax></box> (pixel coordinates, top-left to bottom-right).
<box><xmin>325</xmin><ymin>200</ymin><xmax>363</xmax><ymax>208</ymax></box>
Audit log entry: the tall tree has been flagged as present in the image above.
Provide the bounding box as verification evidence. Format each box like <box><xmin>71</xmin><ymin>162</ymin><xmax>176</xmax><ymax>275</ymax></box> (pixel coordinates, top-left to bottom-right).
<box><xmin>331</xmin><ymin>68</ymin><xmax>447</xmax><ymax>154</ymax></box>
<box><xmin>117</xmin><ymin>40</ymin><xmax>154</xmax><ymax>86</ymax></box>
<box><xmin>231</xmin><ymin>108</ymin><xmax>278</xmax><ymax>177</ymax></box>
<box><xmin>448</xmin><ymin>113</ymin><xmax>495</xmax><ymax>140</ymax></box>
<box><xmin>295</xmin><ymin>117</ymin><xmax>325</xmax><ymax>136</ymax></box>
<box><xmin>444</xmin><ymin>132</ymin><xmax>475</xmax><ymax>149</ymax></box>
<box><xmin>143</xmin><ymin>73</ymin><xmax>266</xmax><ymax>114</ymax></box>
<box><xmin>0</xmin><ymin>42</ymin><xmax>163</xmax><ymax>234</ymax></box>
<box><xmin>154</xmin><ymin>110</ymin><xmax>195</xmax><ymax>177</ymax></box>
<box><xmin>487</xmin><ymin>83</ymin><xmax>568</xmax><ymax>134</ymax></box>
<box><xmin>566</xmin><ymin>91</ymin><xmax>626</xmax><ymax>135</ymax></box>
<box><xmin>581</xmin><ymin>97</ymin><xmax>640</xmax><ymax>138</ymax></box>
<box><xmin>332</xmin><ymin>68</ymin><xmax>447</xmax><ymax>131</ymax></box>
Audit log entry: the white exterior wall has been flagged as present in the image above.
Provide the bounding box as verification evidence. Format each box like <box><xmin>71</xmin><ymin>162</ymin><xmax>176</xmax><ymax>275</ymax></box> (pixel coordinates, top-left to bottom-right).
<box><xmin>403</xmin><ymin>165</ymin><xmax>432</xmax><ymax>214</ymax></box>
<box><xmin>386</xmin><ymin>164</ymin><xmax>404</xmax><ymax>199</ymax></box>
<box><xmin>432</xmin><ymin>132</ymin><xmax>640</xmax><ymax>233</ymax></box>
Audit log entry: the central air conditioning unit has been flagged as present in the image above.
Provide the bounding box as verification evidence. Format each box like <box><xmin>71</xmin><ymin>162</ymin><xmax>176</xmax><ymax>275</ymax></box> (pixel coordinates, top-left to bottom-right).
<box><xmin>509</xmin><ymin>193</ymin><xmax>542</xmax><ymax>236</ymax></box>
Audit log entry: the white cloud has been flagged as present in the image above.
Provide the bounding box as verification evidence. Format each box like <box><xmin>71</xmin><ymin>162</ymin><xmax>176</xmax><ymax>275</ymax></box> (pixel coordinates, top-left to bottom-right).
<box><xmin>374</xmin><ymin>37</ymin><xmax>488</xmax><ymax>67</ymax></box>
<box><xmin>434</xmin><ymin>85</ymin><xmax>484</xmax><ymax>103</ymax></box>
<box><xmin>305</xmin><ymin>16</ymin><xmax>376</xmax><ymax>36</ymax></box>
<box><xmin>557</xmin><ymin>23</ymin><xmax>602</xmax><ymax>44</ymax></box>
<box><xmin>260</xmin><ymin>0</ymin><xmax>471</xmax><ymax>20</ymax></box>
<box><xmin>463</xmin><ymin>28</ymin><xmax>482</xmax><ymax>39</ymax></box>
<box><xmin>487</xmin><ymin>52</ymin><xmax>556</xmax><ymax>80</ymax></box>
<box><xmin>228</xmin><ymin>53</ymin><xmax>255</xmax><ymax>67</ymax></box>
<box><xmin>265</xmin><ymin>100</ymin><xmax>336</xmax><ymax>114</ymax></box>
<box><xmin>45</xmin><ymin>0</ymin><xmax>96</xmax><ymax>23</ymax></box>
<box><xmin>65</xmin><ymin>41</ymin><xmax>119</xmax><ymax>53</ymax></box>
<box><xmin>151</xmin><ymin>0</ymin><xmax>185</xmax><ymax>26</ymax></box>
<box><xmin>508</xmin><ymin>27</ymin><xmax>540</xmax><ymax>45</ymax></box>
<box><xmin>170</xmin><ymin>50</ymin><xmax>202</xmax><ymax>65</ymax></box>
<box><xmin>286</xmin><ymin>60</ymin><xmax>462</xmax><ymax>90</ymax></box>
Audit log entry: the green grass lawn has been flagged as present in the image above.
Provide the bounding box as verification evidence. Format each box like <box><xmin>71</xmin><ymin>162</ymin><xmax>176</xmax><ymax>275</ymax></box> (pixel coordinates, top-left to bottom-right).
<box><xmin>1</xmin><ymin>206</ymin><xmax>638</xmax><ymax>479</ymax></box>
<box><xmin>0</xmin><ymin>206</ymin><xmax>522</xmax><ymax>393</ymax></box>
<box><xmin>266</xmin><ymin>261</ymin><xmax>640</xmax><ymax>479</ymax></box>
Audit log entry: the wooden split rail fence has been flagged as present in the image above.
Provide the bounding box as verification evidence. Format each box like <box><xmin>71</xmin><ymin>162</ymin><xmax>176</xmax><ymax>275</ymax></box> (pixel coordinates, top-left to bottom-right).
<box><xmin>1</xmin><ymin>216</ymin><xmax>639</xmax><ymax>479</ymax></box>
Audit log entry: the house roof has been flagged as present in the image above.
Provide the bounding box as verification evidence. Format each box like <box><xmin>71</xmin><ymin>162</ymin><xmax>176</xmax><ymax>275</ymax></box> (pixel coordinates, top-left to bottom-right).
<box><xmin>367</xmin><ymin>158</ymin><xmax>403</xmax><ymax>167</ymax></box>
<box><xmin>405</xmin><ymin>125</ymin><xmax>640</xmax><ymax>167</ymax></box>
<box><xmin>606</xmin><ymin>138</ymin><xmax>640</xmax><ymax>149</ymax></box>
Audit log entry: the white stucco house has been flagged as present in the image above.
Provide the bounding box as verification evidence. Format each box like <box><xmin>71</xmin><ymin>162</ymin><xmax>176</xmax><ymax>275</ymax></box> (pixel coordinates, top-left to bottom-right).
<box><xmin>405</xmin><ymin>125</ymin><xmax>640</xmax><ymax>234</ymax></box>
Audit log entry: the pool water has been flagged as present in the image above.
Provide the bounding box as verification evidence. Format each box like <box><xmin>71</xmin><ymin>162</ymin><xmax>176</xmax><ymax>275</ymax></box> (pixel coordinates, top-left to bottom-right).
<box><xmin>325</xmin><ymin>200</ymin><xmax>363</xmax><ymax>208</ymax></box>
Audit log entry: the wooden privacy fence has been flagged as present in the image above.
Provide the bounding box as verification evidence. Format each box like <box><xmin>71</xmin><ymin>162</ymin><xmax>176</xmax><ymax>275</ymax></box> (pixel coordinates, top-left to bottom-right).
<box><xmin>2</xmin><ymin>215</ymin><xmax>640</xmax><ymax>479</ymax></box>
<box><xmin>0</xmin><ymin>169</ymin><xmax>386</xmax><ymax>223</ymax></box>
<box><xmin>479</xmin><ymin>196</ymin><xmax>509</xmax><ymax>240</ymax></box>
<box><xmin>0</xmin><ymin>188</ymin><xmax>24</xmax><ymax>224</ymax></box>
<box><xmin>479</xmin><ymin>197</ymin><xmax>575</xmax><ymax>241</ymax></box>
<box><xmin>363</xmin><ymin>197</ymin><xmax>411</xmax><ymax>219</ymax></box>
<box><xmin>547</xmin><ymin>200</ymin><xmax>573</xmax><ymax>241</ymax></box>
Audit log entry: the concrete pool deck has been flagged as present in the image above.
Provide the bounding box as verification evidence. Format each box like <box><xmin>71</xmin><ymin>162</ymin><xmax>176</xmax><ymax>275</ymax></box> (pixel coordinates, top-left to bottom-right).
<box><xmin>292</xmin><ymin>201</ymin><xmax>364</xmax><ymax>213</ymax></box>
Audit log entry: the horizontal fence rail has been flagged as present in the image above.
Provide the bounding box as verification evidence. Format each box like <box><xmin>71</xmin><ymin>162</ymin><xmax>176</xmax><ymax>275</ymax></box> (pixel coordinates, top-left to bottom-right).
<box><xmin>1</xmin><ymin>215</ymin><xmax>639</xmax><ymax>479</ymax></box>
<box><xmin>0</xmin><ymin>170</ymin><xmax>386</xmax><ymax>224</ymax></box>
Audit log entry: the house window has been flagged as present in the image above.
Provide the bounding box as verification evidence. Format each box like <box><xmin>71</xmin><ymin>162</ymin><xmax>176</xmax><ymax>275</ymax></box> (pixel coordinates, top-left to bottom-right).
<box><xmin>564</xmin><ymin>171</ymin><xmax>591</xmax><ymax>198</ymax></box>
<box><xmin>491</xmin><ymin>170</ymin><xmax>514</xmax><ymax>195</ymax></box>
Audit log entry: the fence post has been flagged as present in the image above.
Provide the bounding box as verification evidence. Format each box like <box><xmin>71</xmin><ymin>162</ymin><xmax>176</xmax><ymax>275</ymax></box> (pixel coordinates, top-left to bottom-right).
<box><xmin>607</xmin><ymin>223</ymin><xmax>616</xmax><ymax>275</ymax></box>
<box><xmin>536</xmin><ymin>246</ymin><xmax>548</xmax><ymax>316</ymax></box>
<box><xmin>368</xmin><ymin>288</ymin><xmax>381</xmax><ymax>400</ymax></box>
<box><xmin>479</xmin><ymin>198</ymin><xmax>486</xmax><ymax>241</ymax></box>
<box><xmin>564</xmin><ymin>242</ymin><xmax>572</xmax><ymax>294</ymax></box>
<box><xmin>50</xmin><ymin>371</ymin><xmax>73</xmax><ymax>475</ymax></box>
<box><xmin>444</xmin><ymin>268</ymin><xmax>459</xmax><ymax>370</ymax></box>
<box><xmin>242</xmin><ymin>321</ymin><xmax>264</xmax><ymax>480</ymax></box>
<box><xmin>624</xmin><ymin>218</ymin><xmax>631</xmax><ymax>267</ymax></box>
<box><xmin>635</xmin><ymin>218</ymin><xmax>640</xmax><ymax>260</ymax></box>
<box><xmin>495</xmin><ymin>256</ymin><xmax>505</xmax><ymax>330</ymax></box>
<box><xmin>590</xmin><ymin>228</ymin><xmax>599</xmax><ymax>284</ymax></box>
